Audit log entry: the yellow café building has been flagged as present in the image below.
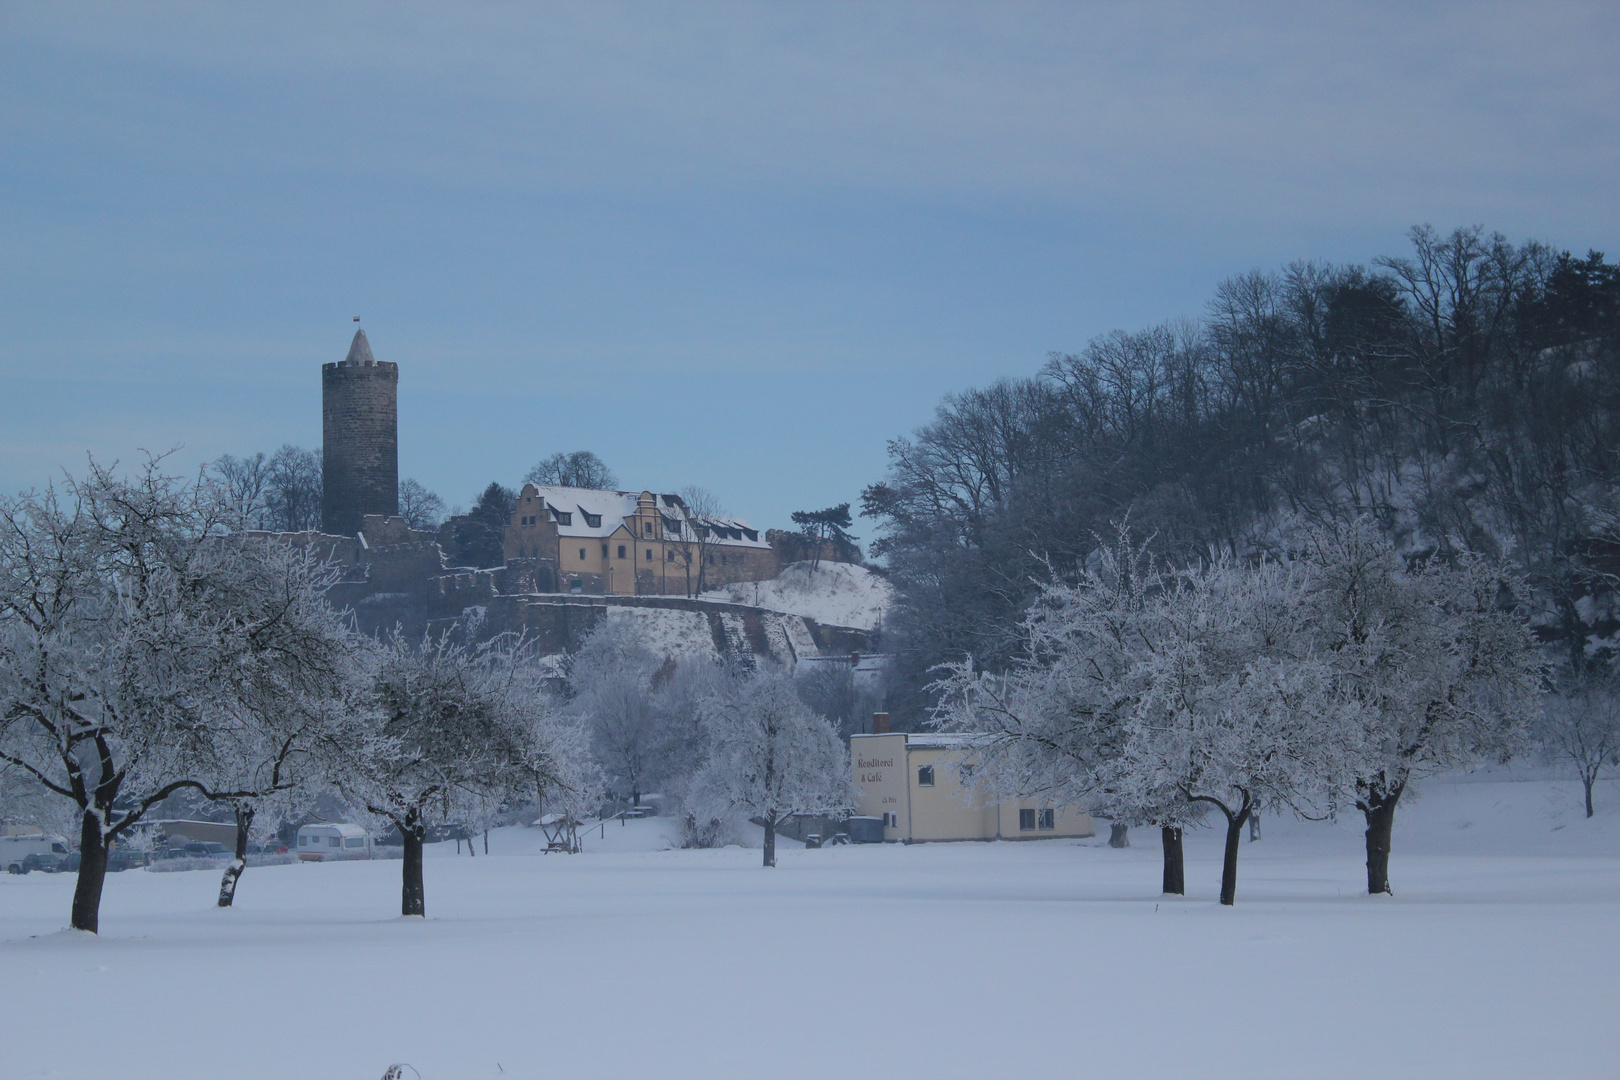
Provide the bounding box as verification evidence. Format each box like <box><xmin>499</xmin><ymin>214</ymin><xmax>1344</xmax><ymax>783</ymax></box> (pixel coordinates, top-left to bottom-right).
<box><xmin>851</xmin><ymin>730</ymin><xmax>1095</xmax><ymax>844</ymax></box>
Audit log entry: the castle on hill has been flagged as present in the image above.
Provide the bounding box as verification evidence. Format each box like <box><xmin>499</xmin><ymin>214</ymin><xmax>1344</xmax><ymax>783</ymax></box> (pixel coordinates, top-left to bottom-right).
<box><xmin>294</xmin><ymin>329</ymin><xmax>869</xmax><ymax>662</ymax></box>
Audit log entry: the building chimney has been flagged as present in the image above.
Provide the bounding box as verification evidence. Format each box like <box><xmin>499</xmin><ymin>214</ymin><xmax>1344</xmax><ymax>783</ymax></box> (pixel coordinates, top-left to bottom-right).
<box><xmin>871</xmin><ymin>712</ymin><xmax>890</xmax><ymax>735</ymax></box>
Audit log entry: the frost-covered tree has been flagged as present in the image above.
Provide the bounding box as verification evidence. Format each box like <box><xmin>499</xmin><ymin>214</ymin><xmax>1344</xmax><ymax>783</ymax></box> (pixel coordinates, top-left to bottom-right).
<box><xmin>689</xmin><ymin>669</ymin><xmax>851</xmax><ymax>867</ymax></box>
<box><xmin>1303</xmin><ymin>520</ymin><xmax>1543</xmax><ymax>894</ymax></box>
<box><xmin>570</xmin><ymin>621</ymin><xmax>665</xmax><ymax>806</ymax></box>
<box><xmin>196</xmin><ymin>540</ymin><xmax>363</xmax><ymax>907</ymax></box>
<box><xmin>1538</xmin><ymin>678</ymin><xmax>1620</xmax><ymax>818</ymax></box>
<box><xmin>932</xmin><ymin>531</ymin><xmax>1201</xmax><ymax>895</ymax></box>
<box><xmin>1120</xmin><ymin>558</ymin><xmax>1362</xmax><ymax>905</ymax></box>
<box><xmin>343</xmin><ymin>633</ymin><xmax>565</xmax><ymax>916</ymax></box>
<box><xmin>0</xmin><ymin>459</ymin><xmax>354</xmax><ymax>932</ymax></box>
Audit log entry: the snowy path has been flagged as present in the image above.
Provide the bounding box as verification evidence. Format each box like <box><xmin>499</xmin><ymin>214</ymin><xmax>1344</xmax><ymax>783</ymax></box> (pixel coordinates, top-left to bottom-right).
<box><xmin>3</xmin><ymin>775</ymin><xmax>1617</xmax><ymax>1079</ymax></box>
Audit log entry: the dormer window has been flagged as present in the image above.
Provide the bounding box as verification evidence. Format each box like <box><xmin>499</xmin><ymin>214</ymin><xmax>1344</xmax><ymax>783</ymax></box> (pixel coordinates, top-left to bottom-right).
<box><xmin>550</xmin><ymin>509</ymin><xmax>573</xmax><ymax>526</ymax></box>
<box><xmin>582</xmin><ymin>511</ymin><xmax>602</xmax><ymax>528</ymax></box>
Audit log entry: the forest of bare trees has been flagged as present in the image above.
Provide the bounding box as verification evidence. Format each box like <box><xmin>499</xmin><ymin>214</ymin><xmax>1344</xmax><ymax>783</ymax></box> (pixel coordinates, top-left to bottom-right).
<box><xmin>864</xmin><ymin>226</ymin><xmax>1620</xmax><ymax>725</ymax></box>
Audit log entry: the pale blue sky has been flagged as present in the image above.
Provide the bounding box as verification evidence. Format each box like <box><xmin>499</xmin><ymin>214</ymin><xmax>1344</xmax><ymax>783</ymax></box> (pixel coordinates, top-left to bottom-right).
<box><xmin>3</xmin><ymin>3</ymin><xmax>1616</xmax><ymax>528</ymax></box>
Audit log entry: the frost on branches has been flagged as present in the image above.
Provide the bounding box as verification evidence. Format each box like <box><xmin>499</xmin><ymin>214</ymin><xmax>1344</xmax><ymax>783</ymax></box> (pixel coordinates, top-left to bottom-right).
<box><xmin>932</xmin><ymin>532</ymin><xmax>1204</xmax><ymax>895</ymax></box>
<box><xmin>1301</xmin><ymin>520</ymin><xmax>1543</xmax><ymax>894</ymax></box>
<box><xmin>688</xmin><ymin>668</ymin><xmax>852</xmax><ymax>867</ymax></box>
<box><xmin>1121</xmin><ymin>557</ymin><xmax>1363</xmax><ymax>905</ymax></box>
<box><xmin>1537</xmin><ymin>676</ymin><xmax>1620</xmax><ymax>819</ymax></box>
<box><xmin>344</xmin><ymin>632</ymin><xmax>582</xmax><ymax>915</ymax></box>
<box><xmin>0</xmin><ymin>459</ymin><xmax>361</xmax><ymax>932</ymax></box>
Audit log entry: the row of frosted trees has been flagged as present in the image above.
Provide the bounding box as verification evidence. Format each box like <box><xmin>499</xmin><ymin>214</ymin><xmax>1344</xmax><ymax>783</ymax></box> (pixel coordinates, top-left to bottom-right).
<box><xmin>933</xmin><ymin>520</ymin><xmax>1545</xmax><ymax>904</ymax></box>
<box><xmin>0</xmin><ymin>458</ymin><xmax>599</xmax><ymax>932</ymax></box>
<box><xmin>0</xmin><ymin>459</ymin><xmax>857</xmax><ymax>934</ymax></box>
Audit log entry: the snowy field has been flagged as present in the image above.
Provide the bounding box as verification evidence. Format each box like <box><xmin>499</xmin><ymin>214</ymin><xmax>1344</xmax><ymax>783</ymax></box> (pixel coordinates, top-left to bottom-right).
<box><xmin>4</xmin><ymin>773</ymin><xmax>1617</xmax><ymax>1080</ymax></box>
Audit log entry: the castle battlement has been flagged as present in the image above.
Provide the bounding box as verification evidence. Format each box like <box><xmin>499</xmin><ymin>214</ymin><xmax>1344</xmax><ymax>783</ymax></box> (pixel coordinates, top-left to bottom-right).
<box><xmin>323</xmin><ymin>359</ymin><xmax>398</xmax><ymax>374</ymax></box>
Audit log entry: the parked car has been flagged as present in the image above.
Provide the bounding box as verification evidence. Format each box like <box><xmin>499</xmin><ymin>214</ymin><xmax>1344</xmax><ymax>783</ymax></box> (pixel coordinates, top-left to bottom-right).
<box><xmin>182</xmin><ymin>841</ymin><xmax>233</xmax><ymax>859</ymax></box>
<box><xmin>21</xmin><ymin>852</ymin><xmax>63</xmax><ymax>873</ymax></box>
<box><xmin>2</xmin><ymin>834</ymin><xmax>71</xmax><ymax>875</ymax></box>
<box><xmin>104</xmin><ymin>850</ymin><xmax>146</xmax><ymax>872</ymax></box>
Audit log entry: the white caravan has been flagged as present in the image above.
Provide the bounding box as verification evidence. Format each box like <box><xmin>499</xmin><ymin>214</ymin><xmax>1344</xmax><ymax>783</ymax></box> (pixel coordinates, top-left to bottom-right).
<box><xmin>2</xmin><ymin>833</ymin><xmax>71</xmax><ymax>874</ymax></box>
<box><xmin>295</xmin><ymin>823</ymin><xmax>371</xmax><ymax>861</ymax></box>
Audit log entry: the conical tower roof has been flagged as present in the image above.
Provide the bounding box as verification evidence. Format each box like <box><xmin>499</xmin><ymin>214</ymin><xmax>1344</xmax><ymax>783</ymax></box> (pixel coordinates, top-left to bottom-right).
<box><xmin>345</xmin><ymin>328</ymin><xmax>375</xmax><ymax>364</ymax></box>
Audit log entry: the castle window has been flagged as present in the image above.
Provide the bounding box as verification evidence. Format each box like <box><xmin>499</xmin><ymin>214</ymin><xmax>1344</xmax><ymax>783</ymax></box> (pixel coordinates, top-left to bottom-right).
<box><xmin>1038</xmin><ymin>809</ymin><xmax>1055</xmax><ymax>830</ymax></box>
<box><xmin>618</xmin><ymin>545</ymin><xmax>626</xmax><ymax>559</ymax></box>
<box><xmin>578</xmin><ymin>548</ymin><xmax>586</xmax><ymax>560</ymax></box>
<box><xmin>917</xmin><ymin>765</ymin><xmax>935</xmax><ymax>787</ymax></box>
<box><xmin>582</xmin><ymin>512</ymin><xmax>601</xmax><ymax>528</ymax></box>
<box><xmin>666</xmin><ymin>550</ymin><xmax>674</xmax><ymax>561</ymax></box>
<box><xmin>645</xmin><ymin>548</ymin><xmax>652</xmax><ymax>560</ymax></box>
<box><xmin>1019</xmin><ymin>809</ymin><xmax>1036</xmax><ymax>831</ymax></box>
<box><xmin>601</xmin><ymin>544</ymin><xmax>608</xmax><ymax>558</ymax></box>
<box><xmin>550</xmin><ymin>509</ymin><xmax>572</xmax><ymax>526</ymax></box>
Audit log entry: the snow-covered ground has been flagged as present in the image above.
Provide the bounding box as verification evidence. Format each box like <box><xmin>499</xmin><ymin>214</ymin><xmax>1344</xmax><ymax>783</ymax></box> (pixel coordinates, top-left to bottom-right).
<box><xmin>701</xmin><ymin>560</ymin><xmax>892</xmax><ymax>629</ymax></box>
<box><xmin>3</xmin><ymin>771</ymin><xmax>1617</xmax><ymax>1080</ymax></box>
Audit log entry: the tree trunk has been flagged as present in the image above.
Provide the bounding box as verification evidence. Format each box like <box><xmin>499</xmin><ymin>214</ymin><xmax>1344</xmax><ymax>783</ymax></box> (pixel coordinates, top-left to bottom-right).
<box><xmin>1108</xmin><ymin>822</ymin><xmax>1130</xmax><ymax>848</ymax></box>
<box><xmin>1218</xmin><ymin>804</ymin><xmax>1251</xmax><ymax>906</ymax></box>
<box><xmin>217</xmin><ymin>804</ymin><xmax>254</xmax><ymax>908</ymax></box>
<box><xmin>401</xmin><ymin>816</ymin><xmax>426</xmax><ymax>917</ymax></box>
<box><xmin>483</xmin><ymin>829</ymin><xmax>489</xmax><ymax>855</ymax></box>
<box><xmin>1582</xmin><ymin>769</ymin><xmax>1596</xmax><ymax>818</ymax></box>
<box><xmin>763</xmin><ymin>813</ymin><xmax>777</xmax><ymax>868</ymax></box>
<box><xmin>1161</xmin><ymin>826</ymin><xmax>1184</xmax><ymax>895</ymax></box>
<box><xmin>1248</xmin><ymin>812</ymin><xmax>1261</xmax><ymax>842</ymax></box>
<box><xmin>1362</xmin><ymin>784</ymin><xmax>1404</xmax><ymax>895</ymax></box>
<box><xmin>70</xmin><ymin>809</ymin><xmax>109</xmax><ymax>934</ymax></box>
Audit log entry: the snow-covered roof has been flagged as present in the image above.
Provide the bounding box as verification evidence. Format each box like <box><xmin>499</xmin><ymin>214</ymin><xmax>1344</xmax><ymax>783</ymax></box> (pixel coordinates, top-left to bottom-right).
<box><xmin>904</xmin><ymin>732</ymin><xmax>991</xmax><ymax>751</ymax></box>
<box><xmin>525</xmin><ymin>486</ymin><xmax>640</xmax><ymax>538</ymax></box>
<box><xmin>523</xmin><ymin>485</ymin><xmax>770</xmax><ymax>548</ymax></box>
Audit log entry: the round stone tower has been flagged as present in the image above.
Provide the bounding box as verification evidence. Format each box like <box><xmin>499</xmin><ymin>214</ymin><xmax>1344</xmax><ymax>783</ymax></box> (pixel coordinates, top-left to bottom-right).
<box><xmin>321</xmin><ymin>328</ymin><xmax>398</xmax><ymax>536</ymax></box>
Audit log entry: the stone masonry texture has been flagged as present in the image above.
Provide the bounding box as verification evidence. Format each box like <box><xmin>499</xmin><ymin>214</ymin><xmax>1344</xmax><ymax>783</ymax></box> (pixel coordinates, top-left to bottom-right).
<box><xmin>321</xmin><ymin>329</ymin><xmax>398</xmax><ymax>536</ymax></box>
